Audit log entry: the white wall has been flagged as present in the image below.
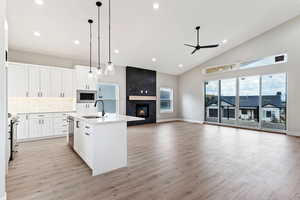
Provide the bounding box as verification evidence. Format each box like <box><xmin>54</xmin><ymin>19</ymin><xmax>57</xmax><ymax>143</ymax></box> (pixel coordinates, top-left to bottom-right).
<box><xmin>157</xmin><ymin>73</ymin><xmax>179</xmax><ymax>121</ymax></box>
<box><xmin>0</xmin><ymin>0</ymin><xmax>7</xmax><ymax>199</ymax></box>
<box><xmin>8</xmin><ymin>50</ymin><xmax>180</xmax><ymax>120</ymax></box>
<box><xmin>179</xmin><ymin>14</ymin><xmax>300</xmax><ymax>136</ymax></box>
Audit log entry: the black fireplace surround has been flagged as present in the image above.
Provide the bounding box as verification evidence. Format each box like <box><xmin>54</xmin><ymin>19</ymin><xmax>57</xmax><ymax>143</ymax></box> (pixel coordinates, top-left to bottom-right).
<box><xmin>126</xmin><ymin>67</ymin><xmax>156</xmax><ymax>126</ymax></box>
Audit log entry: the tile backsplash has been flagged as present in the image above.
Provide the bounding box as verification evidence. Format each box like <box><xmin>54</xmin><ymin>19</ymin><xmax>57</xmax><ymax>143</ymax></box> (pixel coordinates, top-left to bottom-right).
<box><xmin>8</xmin><ymin>98</ymin><xmax>76</xmax><ymax>114</ymax></box>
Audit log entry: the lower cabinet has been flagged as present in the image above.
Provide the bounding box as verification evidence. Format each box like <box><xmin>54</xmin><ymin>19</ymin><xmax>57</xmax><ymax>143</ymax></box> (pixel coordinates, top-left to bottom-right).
<box><xmin>74</xmin><ymin>120</ymin><xmax>93</xmax><ymax>168</ymax></box>
<box><xmin>17</xmin><ymin>114</ymin><xmax>29</xmax><ymax>140</ymax></box>
<box><xmin>17</xmin><ymin>112</ymin><xmax>70</xmax><ymax>141</ymax></box>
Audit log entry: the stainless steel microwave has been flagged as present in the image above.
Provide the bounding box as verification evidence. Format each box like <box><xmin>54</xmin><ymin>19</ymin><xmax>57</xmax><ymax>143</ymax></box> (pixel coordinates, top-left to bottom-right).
<box><xmin>76</xmin><ymin>90</ymin><xmax>97</xmax><ymax>103</ymax></box>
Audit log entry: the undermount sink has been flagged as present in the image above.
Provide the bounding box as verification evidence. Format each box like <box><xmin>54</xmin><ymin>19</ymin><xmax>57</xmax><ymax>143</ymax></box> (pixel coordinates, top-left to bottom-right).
<box><xmin>82</xmin><ymin>115</ymin><xmax>102</xmax><ymax>119</ymax></box>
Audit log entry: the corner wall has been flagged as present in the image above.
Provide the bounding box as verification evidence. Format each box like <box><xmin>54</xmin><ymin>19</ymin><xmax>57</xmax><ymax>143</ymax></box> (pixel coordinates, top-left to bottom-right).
<box><xmin>0</xmin><ymin>0</ymin><xmax>7</xmax><ymax>199</ymax></box>
<box><xmin>179</xmin><ymin>14</ymin><xmax>300</xmax><ymax>136</ymax></box>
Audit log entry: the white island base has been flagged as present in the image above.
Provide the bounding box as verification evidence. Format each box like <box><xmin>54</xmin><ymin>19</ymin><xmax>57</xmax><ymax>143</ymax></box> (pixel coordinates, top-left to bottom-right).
<box><xmin>69</xmin><ymin>113</ymin><xmax>143</xmax><ymax>176</ymax></box>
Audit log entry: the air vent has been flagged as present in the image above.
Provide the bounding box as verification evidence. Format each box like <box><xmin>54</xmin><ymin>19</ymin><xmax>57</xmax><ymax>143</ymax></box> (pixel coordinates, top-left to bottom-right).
<box><xmin>275</xmin><ymin>55</ymin><xmax>285</xmax><ymax>63</ymax></box>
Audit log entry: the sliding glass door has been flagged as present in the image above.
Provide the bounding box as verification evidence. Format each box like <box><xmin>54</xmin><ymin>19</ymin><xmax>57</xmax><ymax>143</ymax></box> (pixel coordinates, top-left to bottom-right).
<box><xmin>204</xmin><ymin>80</ymin><xmax>219</xmax><ymax>123</ymax></box>
<box><xmin>204</xmin><ymin>73</ymin><xmax>287</xmax><ymax>131</ymax></box>
<box><xmin>261</xmin><ymin>73</ymin><xmax>287</xmax><ymax>130</ymax></box>
<box><xmin>220</xmin><ymin>78</ymin><xmax>236</xmax><ymax>125</ymax></box>
<box><xmin>238</xmin><ymin>76</ymin><xmax>260</xmax><ymax>128</ymax></box>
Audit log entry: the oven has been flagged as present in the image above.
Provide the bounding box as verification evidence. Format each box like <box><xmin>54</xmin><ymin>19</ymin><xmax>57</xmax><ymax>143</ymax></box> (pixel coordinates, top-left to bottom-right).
<box><xmin>76</xmin><ymin>90</ymin><xmax>97</xmax><ymax>103</ymax></box>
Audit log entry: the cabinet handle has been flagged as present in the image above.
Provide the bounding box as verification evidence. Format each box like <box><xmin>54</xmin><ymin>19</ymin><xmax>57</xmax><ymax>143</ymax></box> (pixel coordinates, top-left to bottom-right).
<box><xmin>85</xmin><ymin>126</ymin><xmax>90</xmax><ymax>129</ymax></box>
<box><xmin>26</xmin><ymin>92</ymin><xmax>29</xmax><ymax>97</ymax></box>
<box><xmin>85</xmin><ymin>133</ymin><xmax>90</xmax><ymax>136</ymax></box>
<box><xmin>76</xmin><ymin>121</ymin><xmax>80</xmax><ymax>128</ymax></box>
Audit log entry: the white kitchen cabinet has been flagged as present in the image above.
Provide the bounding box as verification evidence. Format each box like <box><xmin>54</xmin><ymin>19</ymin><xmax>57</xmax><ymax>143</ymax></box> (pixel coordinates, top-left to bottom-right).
<box><xmin>39</xmin><ymin>67</ymin><xmax>51</xmax><ymax>97</ymax></box>
<box><xmin>8</xmin><ymin>62</ymin><xmax>74</xmax><ymax>98</ymax></box>
<box><xmin>28</xmin><ymin>118</ymin><xmax>41</xmax><ymax>138</ymax></box>
<box><xmin>28</xmin><ymin>65</ymin><xmax>40</xmax><ymax>97</ymax></box>
<box><xmin>75</xmin><ymin>66</ymin><xmax>97</xmax><ymax>90</ymax></box>
<box><xmin>76</xmin><ymin>103</ymin><xmax>97</xmax><ymax>113</ymax></box>
<box><xmin>62</xmin><ymin>69</ymin><xmax>75</xmax><ymax>97</ymax></box>
<box><xmin>7</xmin><ymin>63</ymin><xmax>29</xmax><ymax>97</ymax></box>
<box><xmin>81</xmin><ymin>124</ymin><xmax>93</xmax><ymax>168</ymax></box>
<box><xmin>40</xmin><ymin>118</ymin><xmax>53</xmax><ymax>137</ymax></box>
<box><xmin>51</xmin><ymin>68</ymin><xmax>74</xmax><ymax>98</ymax></box>
<box><xmin>17</xmin><ymin>114</ymin><xmax>29</xmax><ymax>140</ymax></box>
<box><xmin>50</xmin><ymin>68</ymin><xmax>62</xmax><ymax>97</ymax></box>
<box><xmin>16</xmin><ymin>112</ymin><xmax>71</xmax><ymax>141</ymax></box>
<box><xmin>53</xmin><ymin>117</ymin><xmax>68</xmax><ymax>135</ymax></box>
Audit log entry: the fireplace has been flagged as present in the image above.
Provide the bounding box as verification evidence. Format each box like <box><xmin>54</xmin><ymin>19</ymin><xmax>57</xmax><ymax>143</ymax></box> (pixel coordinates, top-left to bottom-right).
<box><xmin>136</xmin><ymin>104</ymin><xmax>149</xmax><ymax>118</ymax></box>
<box><xmin>126</xmin><ymin>67</ymin><xmax>157</xmax><ymax>125</ymax></box>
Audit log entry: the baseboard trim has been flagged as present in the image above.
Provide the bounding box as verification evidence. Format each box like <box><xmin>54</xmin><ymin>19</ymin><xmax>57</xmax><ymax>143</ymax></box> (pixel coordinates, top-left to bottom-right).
<box><xmin>18</xmin><ymin>134</ymin><xmax>67</xmax><ymax>143</ymax></box>
<box><xmin>157</xmin><ymin>118</ymin><xmax>181</xmax><ymax>123</ymax></box>
<box><xmin>181</xmin><ymin>119</ymin><xmax>204</xmax><ymax>124</ymax></box>
<box><xmin>1</xmin><ymin>192</ymin><xmax>7</xmax><ymax>200</ymax></box>
<box><xmin>287</xmin><ymin>130</ymin><xmax>300</xmax><ymax>137</ymax></box>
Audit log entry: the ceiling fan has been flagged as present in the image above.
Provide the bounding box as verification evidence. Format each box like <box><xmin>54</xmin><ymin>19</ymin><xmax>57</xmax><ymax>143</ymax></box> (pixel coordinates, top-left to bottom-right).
<box><xmin>184</xmin><ymin>26</ymin><xmax>219</xmax><ymax>55</ymax></box>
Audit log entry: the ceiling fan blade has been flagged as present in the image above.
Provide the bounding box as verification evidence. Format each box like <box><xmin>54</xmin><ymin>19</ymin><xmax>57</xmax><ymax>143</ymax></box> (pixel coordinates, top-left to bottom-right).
<box><xmin>191</xmin><ymin>48</ymin><xmax>198</xmax><ymax>55</ymax></box>
<box><xmin>184</xmin><ymin>44</ymin><xmax>197</xmax><ymax>48</ymax></box>
<box><xmin>200</xmin><ymin>44</ymin><xmax>219</xmax><ymax>49</ymax></box>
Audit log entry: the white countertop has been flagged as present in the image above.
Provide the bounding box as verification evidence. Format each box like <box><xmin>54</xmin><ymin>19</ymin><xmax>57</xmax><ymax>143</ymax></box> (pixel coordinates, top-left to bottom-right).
<box><xmin>68</xmin><ymin>113</ymin><xmax>144</xmax><ymax>125</ymax></box>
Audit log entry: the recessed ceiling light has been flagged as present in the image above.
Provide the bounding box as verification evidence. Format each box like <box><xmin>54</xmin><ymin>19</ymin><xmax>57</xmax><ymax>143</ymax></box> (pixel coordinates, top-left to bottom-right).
<box><xmin>153</xmin><ymin>2</ymin><xmax>159</xmax><ymax>10</ymax></box>
<box><xmin>178</xmin><ymin>64</ymin><xmax>183</xmax><ymax>68</ymax></box>
<box><xmin>34</xmin><ymin>0</ymin><xmax>44</xmax><ymax>5</ymax></box>
<box><xmin>74</xmin><ymin>40</ymin><xmax>80</xmax><ymax>45</ymax></box>
<box><xmin>33</xmin><ymin>31</ymin><xmax>41</xmax><ymax>37</ymax></box>
<box><xmin>114</xmin><ymin>49</ymin><xmax>119</xmax><ymax>54</ymax></box>
<box><xmin>152</xmin><ymin>58</ymin><xmax>157</xmax><ymax>62</ymax></box>
<box><xmin>222</xmin><ymin>39</ymin><xmax>228</xmax><ymax>44</ymax></box>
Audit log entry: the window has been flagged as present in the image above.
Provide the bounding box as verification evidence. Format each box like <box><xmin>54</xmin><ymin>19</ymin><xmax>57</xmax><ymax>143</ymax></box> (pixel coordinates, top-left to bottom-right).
<box><xmin>96</xmin><ymin>83</ymin><xmax>119</xmax><ymax>113</ymax></box>
<box><xmin>204</xmin><ymin>73</ymin><xmax>287</xmax><ymax>131</ymax></box>
<box><xmin>240</xmin><ymin>54</ymin><xmax>287</xmax><ymax>69</ymax></box>
<box><xmin>261</xmin><ymin>73</ymin><xmax>287</xmax><ymax>130</ymax></box>
<box><xmin>238</xmin><ymin>76</ymin><xmax>260</xmax><ymax>128</ymax></box>
<box><xmin>160</xmin><ymin>88</ymin><xmax>173</xmax><ymax>113</ymax></box>
<box><xmin>204</xmin><ymin>80</ymin><xmax>219</xmax><ymax>122</ymax></box>
<box><xmin>220</xmin><ymin>78</ymin><xmax>236</xmax><ymax>124</ymax></box>
<box><xmin>203</xmin><ymin>53</ymin><xmax>287</xmax><ymax>75</ymax></box>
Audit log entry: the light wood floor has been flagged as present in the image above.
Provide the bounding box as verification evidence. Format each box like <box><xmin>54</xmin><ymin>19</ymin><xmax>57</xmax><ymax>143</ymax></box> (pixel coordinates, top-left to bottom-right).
<box><xmin>7</xmin><ymin>122</ymin><xmax>300</xmax><ymax>200</ymax></box>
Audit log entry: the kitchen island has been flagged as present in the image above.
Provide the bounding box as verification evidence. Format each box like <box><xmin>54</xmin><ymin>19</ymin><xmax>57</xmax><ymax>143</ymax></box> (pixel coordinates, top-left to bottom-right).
<box><xmin>67</xmin><ymin>113</ymin><xmax>143</xmax><ymax>176</ymax></box>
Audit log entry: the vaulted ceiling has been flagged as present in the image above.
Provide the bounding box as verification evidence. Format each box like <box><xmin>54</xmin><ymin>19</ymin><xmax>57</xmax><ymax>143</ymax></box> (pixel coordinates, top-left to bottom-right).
<box><xmin>7</xmin><ymin>0</ymin><xmax>300</xmax><ymax>75</ymax></box>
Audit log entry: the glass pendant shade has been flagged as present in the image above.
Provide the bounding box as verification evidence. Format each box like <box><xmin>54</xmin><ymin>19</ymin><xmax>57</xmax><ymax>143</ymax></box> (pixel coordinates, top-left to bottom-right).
<box><xmin>88</xmin><ymin>71</ymin><xmax>93</xmax><ymax>78</ymax></box>
<box><xmin>97</xmin><ymin>67</ymin><xmax>103</xmax><ymax>75</ymax></box>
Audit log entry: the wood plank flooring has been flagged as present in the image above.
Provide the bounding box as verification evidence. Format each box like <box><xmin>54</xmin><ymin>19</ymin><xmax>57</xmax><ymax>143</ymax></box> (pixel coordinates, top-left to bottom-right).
<box><xmin>6</xmin><ymin>122</ymin><xmax>300</xmax><ymax>200</ymax></box>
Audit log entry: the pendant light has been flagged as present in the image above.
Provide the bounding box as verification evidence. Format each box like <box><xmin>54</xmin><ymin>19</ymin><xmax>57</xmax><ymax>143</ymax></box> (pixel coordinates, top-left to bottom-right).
<box><xmin>105</xmin><ymin>0</ymin><xmax>115</xmax><ymax>75</ymax></box>
<box><xmin>96</xmin><ymin>1</ymin><xmax>103</xmax><ymax>75</ymax></box>
<box><xmin>88</xmin><ymin>19</ymin><xmax>94</xmax><ymax>78</ymax></box>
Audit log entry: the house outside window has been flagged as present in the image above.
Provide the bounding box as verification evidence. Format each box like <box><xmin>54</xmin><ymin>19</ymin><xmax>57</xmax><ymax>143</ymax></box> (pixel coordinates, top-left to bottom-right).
<box><xmin>160</xmin><ymin>88</ymin><xmax>173</xmax><ymax>113</ymax></box>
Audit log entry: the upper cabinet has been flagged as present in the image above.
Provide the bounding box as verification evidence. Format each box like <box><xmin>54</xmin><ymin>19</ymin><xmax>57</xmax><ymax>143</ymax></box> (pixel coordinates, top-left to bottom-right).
<box><xmin>50</xmin><ymin>67</ymin><xmax>75</xmax><ymax>98</ymax></box>
<box><xmin>75</xmin><ymin>66</ymin><xmax>97</xmax><ymax>90</ymax></box>
<box><xmin>8</xmin><ymin>62</ymin><xmax>75</xmax><ymax>98</ymax></box>
<box><xmin>7</xmin><ymin>63</ymin><xmax>29</xmax><ymax>97</ymax></box>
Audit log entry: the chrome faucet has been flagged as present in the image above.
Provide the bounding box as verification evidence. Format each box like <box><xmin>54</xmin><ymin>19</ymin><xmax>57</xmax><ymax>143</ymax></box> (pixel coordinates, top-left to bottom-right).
<box><xmin>94</xmin><ymin>96</ymin><xmax>106</xmax><ymax>117</ymax></box>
